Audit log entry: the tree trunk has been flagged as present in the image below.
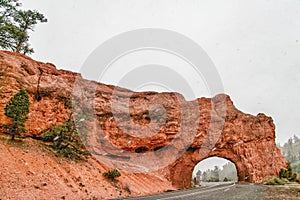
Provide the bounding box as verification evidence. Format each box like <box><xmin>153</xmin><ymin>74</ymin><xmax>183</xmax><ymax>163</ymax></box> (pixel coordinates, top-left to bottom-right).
<box><xmin>15</xmin><ymin>30</ymin><xmax>28</xmax><ymax>54</ymax></box>
<box><xmin>11</xmin><ymin>131</ymin><xmax>15</xmax><ymax>140</ymax></box>
<box><xmin>15</xmin><ymin>41</ymin><xmax>23</xmax><ymax>53</ymax></box>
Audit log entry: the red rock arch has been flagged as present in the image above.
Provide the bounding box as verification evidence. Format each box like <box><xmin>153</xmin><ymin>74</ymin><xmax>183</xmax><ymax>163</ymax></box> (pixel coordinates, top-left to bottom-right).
<box><xmin>0</xmin><ymin>51</ymin><xmax>287</xmax><ymax>190</ymax></box>
<box><xmin>153</xmin><ymin>95</ymin><xmax>287</xmax><ymax>189</ymax></box>
<box><xmin>166</xmin><ymin>137</ymin><xmax>286</xmax><ymax>189</ymax></box>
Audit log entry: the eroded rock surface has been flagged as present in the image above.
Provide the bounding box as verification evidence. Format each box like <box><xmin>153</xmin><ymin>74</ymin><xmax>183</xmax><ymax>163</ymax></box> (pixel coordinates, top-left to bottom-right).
<box><xmin>0</xmin><ymin>51</ymin><xmax>287</xmax><ymax>190</ymax></box>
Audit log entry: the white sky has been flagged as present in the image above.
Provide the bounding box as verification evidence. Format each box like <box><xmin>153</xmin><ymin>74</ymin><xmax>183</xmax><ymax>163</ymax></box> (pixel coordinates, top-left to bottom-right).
<box><xmin>20</xmin><ymin>0</ymin><xmax>300</xmax><ymax>148</ymax></box>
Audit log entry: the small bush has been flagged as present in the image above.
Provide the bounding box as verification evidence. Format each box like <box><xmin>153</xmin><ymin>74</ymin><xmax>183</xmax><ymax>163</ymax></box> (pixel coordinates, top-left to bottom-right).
<box><xmin>262</xmin><ymin>177</ymin><xmax>287</xmax><ymax>185</ymax></box>
<box><xmin>279</xmin><ymin>168</ymin><xmax>287</xmax><ymax>179</ymax></box>
<box><xmin>103</xmin><ymin>169</ymin><xmax>121</xmax><ymax>181</ymax></box>
<box><xmin>125</xmin><ymin>184</ymin><xmax>131</xmax><ymax>194</ymax></box>
<box><xmin>289</xmin><ymin>172</ymin><xmax>298</xmax><ymax>182</ymax></box>
<box><xmin>64</xmin><ymin>98</ymin><xmax>72</xmax><ymax>109</ymax></box>
<box><xmin>40</xmin><ymin>118</ymin><xmax>90</xmax><ymax>160</ymax></box>
<box><xmin>278</xmin><ymin>163</ymin><xmax>300</xmax><ymax>183</ymax></box>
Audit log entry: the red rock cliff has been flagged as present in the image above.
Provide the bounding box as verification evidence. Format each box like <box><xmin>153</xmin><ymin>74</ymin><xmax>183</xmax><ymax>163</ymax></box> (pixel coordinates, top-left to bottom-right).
<box><xmin>0</xmin><ymin>50</ymin><xmax>287</xmax><ymax>189</ymax></box>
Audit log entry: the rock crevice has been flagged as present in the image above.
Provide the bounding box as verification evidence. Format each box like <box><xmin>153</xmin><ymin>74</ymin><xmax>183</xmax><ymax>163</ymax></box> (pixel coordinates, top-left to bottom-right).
<box><xmin>35</xmin><ymin>67</ymin><xmax>43</xmax><ymax>101</ymax></box>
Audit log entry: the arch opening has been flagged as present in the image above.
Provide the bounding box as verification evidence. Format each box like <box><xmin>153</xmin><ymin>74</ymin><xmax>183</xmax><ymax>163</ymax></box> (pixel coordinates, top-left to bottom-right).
<box><xmin>192</xmin><ymin>157</ymin><xmax>238</xmax><ymax>186</ymax></box>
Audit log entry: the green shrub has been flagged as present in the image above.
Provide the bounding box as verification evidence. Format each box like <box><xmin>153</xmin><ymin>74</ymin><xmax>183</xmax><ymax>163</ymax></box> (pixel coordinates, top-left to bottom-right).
<box><xmin>103</xmin><ymin>169</ymin><xmax>121</xmax><ymax>181</ymax></box>
<box><xmin>40</xmin><ymin>118</ymin><xmax>90</xmax><ymax>160</ymax></box>
<box><xmin>64</xmin><ymin>98</ymin><xmax>72</xmax><ymax>109</ymax></box>
<box><xmin>125</xmin><ymin>184</ymin><xmax>131</xmax><ymax>194</ymax></box>
<box><xmin>279</xmin><ymin>163</ymin><xmax>300</xmax><ymax>183</ymax></box>
<box><xmin>262</xmin><ymin>177</ymin><xmax>287</xmax><ymax>185</ymax></box>
<box><xmin>279</xmin><ymin>168</ymin><xmax>287</xmax><ymax>179</ymax></box>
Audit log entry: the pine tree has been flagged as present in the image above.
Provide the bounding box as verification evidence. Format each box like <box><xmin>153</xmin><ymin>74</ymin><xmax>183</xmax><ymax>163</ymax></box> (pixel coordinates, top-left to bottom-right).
<box><xmin>0</xmin><ymin>0</ymin><xmax>47</xmax><ymax>54</ymax></box>
<box><xmin>4</xmin><ymin>89</ymin><xmax>30</xmax><ymax>140</ymax></box>
<box><xmin>202</xmin><ymin>171</ymin><xmax>208</xmax><ymax>182</ymax></box>
<box><xmin>211</xmin><ymin>166</ymin><xmax>220</xmax><ymax>182</ymax></box>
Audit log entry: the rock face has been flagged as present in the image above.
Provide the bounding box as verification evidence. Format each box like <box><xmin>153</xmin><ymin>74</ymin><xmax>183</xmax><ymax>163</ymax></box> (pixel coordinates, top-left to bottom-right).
<box><xmin>0</xmin><ymin>50</ymin><xmax>287</xmax><ymax>189</ymax></box>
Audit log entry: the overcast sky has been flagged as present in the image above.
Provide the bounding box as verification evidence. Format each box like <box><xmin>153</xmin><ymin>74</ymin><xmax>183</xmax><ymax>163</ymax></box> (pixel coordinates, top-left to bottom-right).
<box><xmin>20</xmin><ymin>0</ymin><xmax>300</xmax><ymax>149</ymax></box>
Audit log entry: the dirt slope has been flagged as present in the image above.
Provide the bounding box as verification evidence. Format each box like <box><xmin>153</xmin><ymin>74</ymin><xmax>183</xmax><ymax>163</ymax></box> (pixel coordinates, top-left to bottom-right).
<box><xmin>0</xmin><ymin>136</ymin><xmax>174</xmax><ymax>200</ymax></box>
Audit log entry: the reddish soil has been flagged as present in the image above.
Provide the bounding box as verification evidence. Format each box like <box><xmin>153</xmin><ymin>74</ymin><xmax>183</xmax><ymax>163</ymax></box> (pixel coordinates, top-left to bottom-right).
<box><xmin>0</xmin><ymin>135</ymin><xmax>174</xmax><ymax>200</ymax></box>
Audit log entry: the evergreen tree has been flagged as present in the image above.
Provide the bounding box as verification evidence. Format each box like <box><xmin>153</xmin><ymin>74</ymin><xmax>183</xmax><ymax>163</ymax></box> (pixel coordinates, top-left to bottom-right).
<box><xmin>202</xmin><ymin>171</ymin><xmax>208</xmax><ymax>182</ymax></box>
<box><xmin>211</xmin><ymin>166</ymin><xmax>220</xmax><ymax>182</ymax></box>
<box><xmin>293</xmin><ymin>135</ymin><xmax>299</xmax><ymax>143</ymax></box>
<box><xmin>196</xmin><ymin>170</ymin><xmax>202</xmax><ymax>185</ymax></box>
<box><xmin>281</xmin><ymin>135</ymin><xmax>300</xmax><ymax>172</ymax></box>
<box><xmin>219</xmin><ymin>162</ymin><xmax>238</xmax><ymax>181</ymax></box>
<box><xmin>0</xmin><ymin>0</ymin><xmax>47</xmax><ymax>54</ymax></box>
<box><xmin>4</xmin><ymin>89</ymin><xmax>30</xmax><ymax>140</ymax></box>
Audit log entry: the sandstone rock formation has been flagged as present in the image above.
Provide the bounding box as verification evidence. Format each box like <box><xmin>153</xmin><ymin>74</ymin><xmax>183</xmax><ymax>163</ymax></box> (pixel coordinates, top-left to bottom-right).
<box><xmin>0</xmin><ymin>50</ymin><xmax>287</xmax><ymax>190</ymax></box>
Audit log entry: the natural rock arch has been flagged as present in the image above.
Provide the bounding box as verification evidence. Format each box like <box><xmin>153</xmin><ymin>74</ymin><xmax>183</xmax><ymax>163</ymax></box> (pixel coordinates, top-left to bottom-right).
<box><xmin>156</xmin><ymin>95</ymin><xmax>286</xmax><ymax>189</ymax></box>
<box><xmin>167</xmin><ymin>150</ymin><xmax>245</xmax><ymax>189</ymax></box>
<box><xmin>0</xmin><ymin>51</ymin><xmax>287</xmax><ymax>190</ymax></box>
<box><xmin>166</xmin><ymin>130</ymin><xmax>286</xmax><ymax>189</ymax></box>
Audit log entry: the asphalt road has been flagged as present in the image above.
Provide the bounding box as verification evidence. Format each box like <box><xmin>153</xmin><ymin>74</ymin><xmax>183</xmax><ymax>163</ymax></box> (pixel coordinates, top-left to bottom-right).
<box><xmin>112</xmin><ymin>182</ymin><xmax>268</xmax><ymax>200</ymax></box>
